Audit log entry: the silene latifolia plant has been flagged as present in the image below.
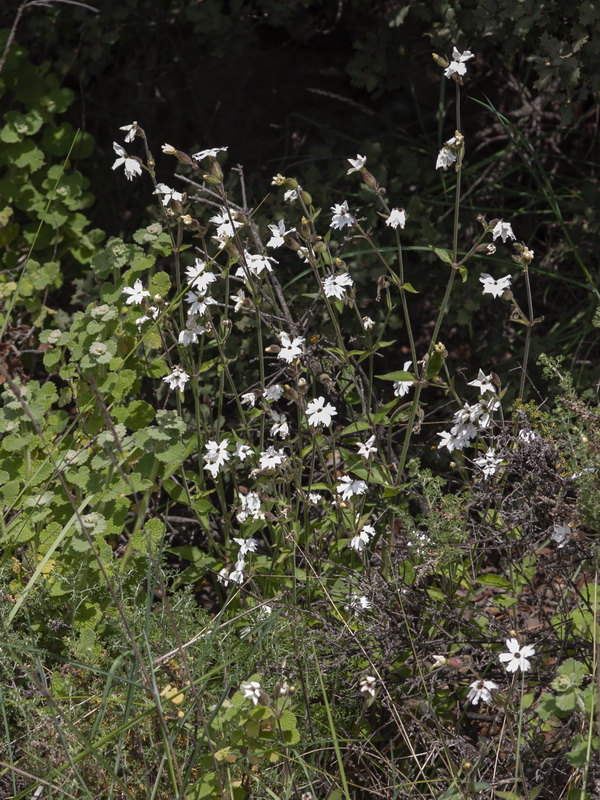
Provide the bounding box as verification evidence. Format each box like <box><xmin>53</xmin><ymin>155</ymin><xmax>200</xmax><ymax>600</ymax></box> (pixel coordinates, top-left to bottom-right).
<box><xmin>3</xmin><ymin>44</ymin><xmax>597</xmax><ymax>800</ymax></box>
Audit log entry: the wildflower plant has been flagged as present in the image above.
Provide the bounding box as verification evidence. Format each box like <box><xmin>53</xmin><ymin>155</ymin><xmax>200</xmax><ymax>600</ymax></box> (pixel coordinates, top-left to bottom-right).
<box><xmin>2</xmin><ymin>34</ymin><xmax>598</xmax><ymax>800</ymax></box>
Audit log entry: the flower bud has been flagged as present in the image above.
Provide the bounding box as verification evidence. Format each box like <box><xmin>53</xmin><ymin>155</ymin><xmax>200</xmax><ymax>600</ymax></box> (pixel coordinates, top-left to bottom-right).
<box><xmin>208</xmin><ymin>156</ymin><xmax>224</xmax><ymax>182</ymax></box>
<box><xmin>300</xmin><ymin>217</ymin><xmax>311</xmax><ymax>239</ymax></box>
<box><xmin>161</xmin><ymin>144</ymin><xmax>193</xmax><ymax>166</ymax></box>
<box><xmin>432</xmin><ymin>53</ymin><xmax>449</xmax><ymax>68</ymax></box>
<box><xmin>284</xmin><ymin>236</ymin><xmax>301</xmax><ymax>252</ymax></box>
<box><xmin>299</xmin><ymin>190</ymin><xmax>312</xmax><ymax>205</ymax></box>
<box><xmin>283</xmin><ymin>177</ymin><xmax>298</xmax><ymax>189</ymax></box>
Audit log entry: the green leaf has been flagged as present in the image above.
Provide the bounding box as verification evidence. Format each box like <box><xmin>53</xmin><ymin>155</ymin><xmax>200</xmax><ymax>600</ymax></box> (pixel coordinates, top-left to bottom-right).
<box><xmin>430</xmin><ymin>246</ymin><xmax>453</xmax><ymax>264</ymax></box>
<box><xmin>554</xmin><ymin>690</ymin><xmax>578</xmax><ymax>713</ymax></box>
<box><xmin>477</xmin><ymin>574</ymin><xmax>512</xmax><ymax>589</ymax></box>
<box><xmin>112</xmin><ymin>400</ymin><xmax>155</xmax><ymax>431</ymax></box>
<box><xmin>375</xmin><ymin>370</ymin><xmax>412</xmax><ymax>381</ymax></box>
<box><xmin>399</xmin><ymin>281</ymin><xmax>418</xmax><ymax>293</ymax></box>
<box><xmin>149</xmin><ymin>271</ymin><xmax>171</xmax><ymax>296</ymax></box>
<box><xmin>10</xmin><ymin>139</ymin><xmax>45</xmax><ymax>171</ymax></box>
<box><xmin>340</xmin><ymin>421</ymin><xmax>372</xmax><ymax>436</ymax></box>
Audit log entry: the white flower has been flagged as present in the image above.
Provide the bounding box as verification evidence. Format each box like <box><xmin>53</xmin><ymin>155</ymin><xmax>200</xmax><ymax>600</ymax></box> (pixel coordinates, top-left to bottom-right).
<box><xmin>345</xmin><ymin>594</ymin><xmax>371</xmax><ymax>614</ymax></box>
<box><xmin>259</xmin><ymin>447</ymin><xmax>286</xmax><ymax>470</ymax></box>
<box><xmin>480</xmin><ymin>273</ymin><xmax>511</xmax><ymax>298</ymax></box>
<box><xmin>467</xmin><ymin>679</ymin><xmax>498</xmax><ymax>705</ymax></box>
<box><xmin>266</xmin><ymin>219</ymin><xmax>294</xmax><ymax>248</ymax></box>
<box><xmin>237</xmin><ymin>251</ymin><xmax>278</xmax><ymax>277</ymax></box>
<box><xmin>330</xmin><ymin>200</ymin><xmax>354</xmax><ymax>230</ymax></box>
<box><xmin>241</xmin><ymin>392</ymin><xmax>258</xmax><ymax>408</ymax></box>
<box><xmin>437</xmin><ymin>424</ymin><xmax>478</xmax><ymax>453</ymax></box>
<box><xmin>203</xmin><ymin>439</ymin><xmax>231</xmax><ymax>479</ymax></box>
<box><xmin>270</xmin><ymin>411</ymin><xmax>289</xmax><ymax>439</ymax></box>
<box><xmin>347</xmin><ymin>154</ymin><xmax>366</xmax><ymax>174</ymax></box>
<box><xmin>468</xmin><ymin>369</ymin><xmax>496</xmax><ymax>395</ymax></box>
<box><xmin>308</xmin><ymin>492</ymin><xmax>321</xmax><ymax>504</ymax></box>
<box><xmin>336</xmin><ymin>476</ymin><xmax>367</xmax><ymax>501</ymax></box>
<box><xmin>236</xmin><ymin>492</ymin><xmax>265</xmax><ymax>523</ymax></box>
<box><xmin>178</xmin><ymin>316</ymin><xmax>205</xmax><ymax>346</ymax></box>
<box><xmin>234</xmin><ymin>442</ymin><xmax>253</xmax><ymax>461</ymax></box>
<box><xmin>306</xmin><ymin>397</ymin><xmax>337</xmax><ymax>428</ymax></box>
<box><xmin>161</xmin><ymin>143</ymin><xmax>177</xmax><ymax>155</ymax></box>
<box><xmin>551</xmin><ymin>523</ymin><xmax>572</xmax><ymax>548</ymax></box>
<box><xmin>277</xmin><ymin>332</ymin><xmax>304</xmax><ymax>363</ymax></box>
<box><xmin>231</xmin><ymin>288</ymin><xmax>247</xmax><ymax>312</ymax></box>
<box><xmin>519</xmin><ymin>429</ymin><xmax>537</xmax><ymax>443</ymax></box>
<box><xmin>122</xmin><ymin>279</ymin><xmax>150</xmax><ymax>305</ymax></box>
<box><xmin>192</xmin><ymin>146</ymin><xmax>228</xmax><ymax>161</ymax></box>
<box><xmin>283</xmin><ymin>188</ymin><xmax>299</xmax><ymax>202</ymax></box>
<box><xmin>393</xmin><ymin>361</ymin><xmax>414</xmax><ymax>398</ymax></box>
<box><xmin>184</xmin><ymin>291</ymin><xmax>217</xmax><ymax>317</ymax></box>
<box><xmin>136</xmin><ymin>306</ymin><xmax>159</xmax><ymax>327</ymax></box>
<box><xmin>233</xmin><ymin>535</ymin><xmax>260</xmax><ymax>555</ymax></box>
<box><xmin>119</xmin><ymin>122</ymin><xmax>137</xmax><ymax>143</ymax></box>
<box><xmin>360</xmin><ymin>676</ymin><xmax>377</xmax><ymax>698</ymax></box>
<box><xmin>153</xmin><ymin>183</ymin><xmax>184</xmax><ymax>206</ymax></box>
<box><xmin>264</xmin><ymin>384</ymin><xmax>284</xmax><ymax>402</ymax></box>
<box><xmin>237</xmin><ymin>492</ymin><xmax>265</xmax><ymax>523</ymax></box>
<box><xmin>185</xmin><ymin>259</ymin><xmax>217</xmax><ymax>293</ymax></box>
<box><xmin>112</xmin><ymin>142</ymin><xmax>142</xmax><ymax>180</ymax></box>
<box><xmin>349</xmin><ymin>523</ymin><xmax>376</xmax><ymax>553</ymax></box>
<box><xmin>436</xmin><ymin>137</ymin><xmax>457</xmax><ymax>170</ymax></box>
<box><xmin>474</xmin><ymin>448</ymin><xmax>502</xmax><ymax>478</ymax></box>
<box><xmin>443</xmin><ymin>47</ymin><xmax>475</xmax><ymax>79</ymax></box>
<box><xmin>323</xmin><ymin>272</ymin><xmax>354</xmax><ymax>300</ymax></box>
<box><xmin>210</xmin><ymin>208</ymin><xmax>243</xmax><ymax>240</ymax></box>
<box><xmin>163</xmin><ymin>366</ymin><xmax>190</xmax><ymax>392</ymax></box>
<box><xmin>386</xmin><ymin>208</ymin><xmax>407</xmax><ymax>229</ymax></box>
<box><xmin>229</xmin><ymin>559</ymin><xmax>246</xmax><ymax>584</ymax></box>
<box><xmin>362</xmin><ymin>316</ymin><xmax>375</xmax><ymax>330</ymax></box>
<box><xmin>492</xmin><ymin>220</ymin><xmax>516</xmax><ymax>243</ymax></box>
<box><xmin>499</xmin><ymin>638</ymin><xmax>535</xmax><ymax>673</ymax></box>
<box><xmin>357</xmin><ymin>435</ymin><xmax>377</xmax><ymax>460</ymax></box>
<box><xmin>241</xmin><ymin>681</ymin><xmax>262</xmax><ymax>705</ymax></box>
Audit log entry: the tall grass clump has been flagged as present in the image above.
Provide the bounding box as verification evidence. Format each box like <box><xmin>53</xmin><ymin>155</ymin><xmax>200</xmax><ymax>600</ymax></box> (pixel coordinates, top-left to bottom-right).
<box><xmin>1</xmin><ymin>40</ymin><xmax>599</xmax><ymax>800</ymax></box>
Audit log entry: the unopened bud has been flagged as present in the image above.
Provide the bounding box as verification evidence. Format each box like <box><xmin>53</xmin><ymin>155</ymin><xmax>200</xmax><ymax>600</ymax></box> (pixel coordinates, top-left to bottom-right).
<box><xmin>208</xmin><ymin>156</ymin><xmax>224</xmax><ymax>182</ymax></box>
<box><xmin>284</xmin><ymin>177</ymin><xmax>298</xmax><ymax>189</ymax></box>
<box><xmin>161</xmin><ymin>144</ymin><xmax>193</xmax><ymax>165</ymax></box>
<box><xmin>300</xmin><ymin>217</ymin><xmax>311</xmax><ymax>239</ymax></box>
<box><xmin>284</xmin><ymin>236</ymin><xmax>301</xmax><ymax>252</ymax></box>
<box><xmin>432</xmin><ymin>53</ymin><xmax>449</xmax><ymax>68</ymax></box>
<box><xmin>299</xmin><ymin>190</ymin><xmax>312</xmax><ymax>205</ymax></box>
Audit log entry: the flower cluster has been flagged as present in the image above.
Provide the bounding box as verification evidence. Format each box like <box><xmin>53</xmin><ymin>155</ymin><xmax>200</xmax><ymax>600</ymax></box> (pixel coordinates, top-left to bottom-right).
<box><xmin>437</xmin><ymin>370</ymin><xmax>499</xmax><ymax>453</ymax></box>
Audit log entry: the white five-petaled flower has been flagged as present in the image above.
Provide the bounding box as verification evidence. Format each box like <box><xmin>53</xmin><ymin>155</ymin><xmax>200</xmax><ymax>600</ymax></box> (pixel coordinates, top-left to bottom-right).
<box><xmin>185</xmin><ymin>258</ymin><xmax>217</xmax><ymax>293</ymax></box>
<box><xmin>468</xmin><ymin>369</ymin><xmax>496</xmax><ymax>395</ymax></box>
<box><xmin>234</xmin><ymin>441</ymin><xmax>253</xmax><ymax>460</ymax></box>
<box><xmin>153</xmin><ymin>183</ymin><xmax>184</xmax><ymax>206</ymax></box>
<box><xmin>210</xmin><ymin>208</ymin><xmax>243</xmax><ymax>240</ymax></box>
<box><xmin>185</xmin><ymin>291</ymin><xmax>217</xmax><ymax>317</ymax></box>
<box><xmin>192</xmin><ymin>146</ymin><xmax>228</xmax><ymax>161</ymax></box>
<box><xmin>443</xmin><ymin>47</ymin><xmax>475</xmax><ymax>79</ymax></box>
<box><xmin>259</xmin><ymin>447</ymin><xmax>286</xmax><ymax>470</ymax></box>
<box><xmin>492</xmin><ymin>220</ymin><xmax>516</xmax><ymax>243</ymax></box>
<box><xmin>270</xmin><ymin>410</ymin><xmax>289</xmax><ymax>439</ymax></box>
<box><xmin>467</xmin><ymin>679</ymin><xmax>498</xmax><ymax>705</ymax></box>
<box><xmin>349</xmin><ymin>523</ymin><xmax>376</xmax><ymax>553</ymax></box>
<box><xmin>178</xmin><ymin>316</ymin><xmax>205</xmax><ymax>346</ymax></box>
<box><xmin>499</xmin><ymin>638</ymin><xmax>536</xmax><ymax>673</ymax></box>
<box><xmin>241</xmin><ymin>681</ymin><xmax>262</xmax><ymax>705</ymax></box>
<box><xmin>480</xmin><ymin>273</ymin><xmax>512</xmax><ymax>298</ymax></box>
<box><xmin>362</xmin><ymin>316</ymin><xmax>375</xmax><ymax>330</ymax></box>
<box><xmin>112</xmin><ymin>142</ymin><xmax>142</xmax><ymax>180</ymax></box>
<box><xmin>323</xmin><ymin>272</ymin><xmax>354</xmax><ymax>300</ymax></box>
<box><xmin>336</xmin><ymin>476</ymin><xmax>367</xmax><ymax>501</ymax></box>
<box><xmin>283</xmin><ymin>188</ymin><xmax>300</xmax><ymax>202</ymax></box>
<box><xmin>330</xmin><ymin>200</ymin><xmax>355</xmax><ymax>230</ymax></box>
<box><xmin>266</xmin><ymin>219</ymin><xmax>295</xmax><ymax>248</ymax></box>
<box><xmin>393</xmin><ymin>361</ymin><xmax>414</xmax><ymax>398</ymax></box>
<box><xmin>345</xmin><ymin>594</ymin><xmax>372</xmax><ymax>614</ymax></box>
<box><xmin>233</xmin><ymin>535</ymin><xmax>260</xmax><ymax>555</ymax></box>
<box><xmin>360</xmin><ymin>676</ymin><xmax>377</xmax><ymax>698</ymax></box>
<box><xmin>119</xmin><ymin>122</ymin><xmax>137</xmax><ymax>142</ymax></box>
<box><xmin>347</xmin><ymin>154</ymin><xmax>367</xmax><ymax>174</ymax></box>
<box><xmin>551</xmin><ymin>523</ymin><xmax>572</xmax><ymax>548</ymax></box>
<box><xmin>436</xmin><ymin>137</ymin><xmax>457</xmax><ymax>171</ymax></box>
<box><xmin>357</xmin><ymin>435</ymin><xmax>377</xmax><ymax>460</ymax></box>
<box><xmin>473</xmin><ymin>448</ymin><xmax>502</xmax><ymax>478</ymax></box>
<box><xmin>237</xmin><ymin>252</ymin><xmax>278</xmax><ymax>278</ymax></box>
<box><xmin>203</xmin><ymin>439</ymin><xmax>231</xmax><ymax>479</ymax></box>
<box><xmin>237</xmin><ymin>493</ymin><xmax>265</xmax><ymax>523</ymax></box>
<box><xmin>306</xmin><ymin>396</ymin><xmax>337</xmax><ymax>428</ymax></box>
<box><xmin>163</xmin><ymin>366</ymin><xmax>190</xmax><ymax>392</ymax></box>
<box><xmin>264</xmin><ymin>384</ymin><xmax>284</xmax><ymax>402</ymax></box>
<box><xmin>122</xmin><ymin>279</ymin><xmax>150</xmax><ymax>305</ymax></box>
<box><xmin>277</xmin><ymin>332</ymin><xmax>304</xmax><ymax>363</ymax></box>
<box><xmin>386</xmin><ymin>208</ymin><xmax>407</xmax><ymax>230</ymax></box>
